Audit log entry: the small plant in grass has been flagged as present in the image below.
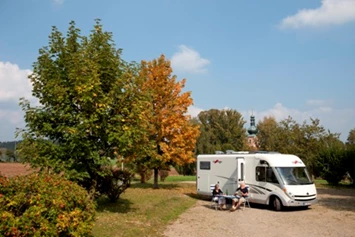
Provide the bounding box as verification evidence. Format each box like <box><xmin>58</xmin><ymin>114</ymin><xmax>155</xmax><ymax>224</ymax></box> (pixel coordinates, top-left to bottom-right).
<box><xmin>159</xmin><ymin>169</ymin><xmax>169</xmax><ymax>182</ymax></box>
<box><xmin>0</xmin><ymin>173</ymin><xmax>95</xmax><ymax>236</ymax></box>
<box><xmin>139</xmin><ymin>168</ymin><xmax>153</xmax><ymax>183</ymax></box>
<box><xmin>127</xmin><ymin>161</ymin><xmax>153</xmax><ymax>183</ymax></box>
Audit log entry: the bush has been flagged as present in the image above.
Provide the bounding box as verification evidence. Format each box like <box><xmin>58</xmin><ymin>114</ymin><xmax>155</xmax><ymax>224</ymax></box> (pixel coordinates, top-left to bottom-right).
<box><xmin>138</xmin><ymin>168</ymin><xmax>153</xmax><ymax>183</ymax></box>
<box><xmin>96</xmin><ymin>166</ymin><xmax>133</xmax><ymax>202</ymax></box>
<box><xmin>159</xmin><ymin>169</ymin><xmax>169</xmax><ymax>182</ymax></box>
<box><xmin>0</xmin><ymin>173</ymin><xmax>96</xmax><ymax>236</ymax></box>
<box><xmin>175</xmin><ymin>162</ymin><xmax>196</xmax><ymax>176</ymax></box>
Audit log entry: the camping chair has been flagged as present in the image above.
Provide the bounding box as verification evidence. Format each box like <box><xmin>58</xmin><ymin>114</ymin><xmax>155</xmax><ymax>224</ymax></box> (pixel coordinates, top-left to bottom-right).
<box><xmin>242</xmin><ymin>186</ymin><xmax>251</xmax><ymax>210</ymax></box>
<box><xmin>210</xmin><ymin>184</ymin><xmax>219</xmax><ymax>210</ymax></box>
<box><xmin>242</xmin><ymin>196</ymin><xmax>251</xmax><ymax>209</ymax></box>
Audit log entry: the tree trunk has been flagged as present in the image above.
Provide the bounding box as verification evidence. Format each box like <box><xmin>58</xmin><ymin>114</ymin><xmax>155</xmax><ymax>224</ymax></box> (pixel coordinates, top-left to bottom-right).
<box><xmin>153</xmin><ymin>168</ymin><xmax>159</xmax><ymax>189</ymax></box>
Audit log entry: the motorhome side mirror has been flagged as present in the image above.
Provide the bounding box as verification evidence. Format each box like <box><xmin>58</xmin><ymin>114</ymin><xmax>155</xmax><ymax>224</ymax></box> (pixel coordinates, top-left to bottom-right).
<box><xmin>260</xmin><ymin>160</ymin><xmax>269</xmax><ymax>166</ymax></box>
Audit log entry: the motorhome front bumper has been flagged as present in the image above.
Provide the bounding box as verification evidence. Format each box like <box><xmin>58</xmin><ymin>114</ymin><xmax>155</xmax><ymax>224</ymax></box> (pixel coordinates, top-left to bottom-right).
<box><xmin>286</xmin><ymin>197</ymin><xmax>317</xmax><ymax>206</ymax></box>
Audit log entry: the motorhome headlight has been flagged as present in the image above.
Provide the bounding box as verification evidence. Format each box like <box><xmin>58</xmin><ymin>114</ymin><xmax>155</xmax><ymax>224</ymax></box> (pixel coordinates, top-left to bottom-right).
<box><xmin>283</xmin><ymin>188</ymin><xmax>295</xmax><ymax>199</ymax></box>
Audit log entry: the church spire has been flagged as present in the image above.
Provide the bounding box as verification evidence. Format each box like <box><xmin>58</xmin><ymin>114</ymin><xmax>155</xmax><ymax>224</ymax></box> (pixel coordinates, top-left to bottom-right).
<box><xmin>247</xmin><ymin>113</ymin><xmax>258</xmax><ymax>136</ymax></box>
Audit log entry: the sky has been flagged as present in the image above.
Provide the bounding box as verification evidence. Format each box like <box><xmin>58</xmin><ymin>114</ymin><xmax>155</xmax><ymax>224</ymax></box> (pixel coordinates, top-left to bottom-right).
<box><xmin>0</xmin><ymin>0</ymin><xmax>355</xmax><ymax>142</ymax></box>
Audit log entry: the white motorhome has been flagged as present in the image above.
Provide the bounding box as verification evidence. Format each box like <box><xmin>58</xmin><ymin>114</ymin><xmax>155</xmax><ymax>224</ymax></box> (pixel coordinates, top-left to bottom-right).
<box><xmin>197</xmin><ymin>151</ymin><xmax>317</xmax><ymax>211</ymax></box>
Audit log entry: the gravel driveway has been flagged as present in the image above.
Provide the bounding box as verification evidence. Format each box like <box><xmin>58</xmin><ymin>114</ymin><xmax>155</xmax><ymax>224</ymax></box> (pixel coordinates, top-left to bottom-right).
<box><xmin>164</xmin><ymin>186</ymin><xmax>355</xmax><ymax>237</ymax></box>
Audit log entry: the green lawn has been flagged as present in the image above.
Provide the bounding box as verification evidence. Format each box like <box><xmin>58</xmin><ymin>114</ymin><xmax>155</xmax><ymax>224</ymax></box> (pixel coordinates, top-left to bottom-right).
<box><xmin>314</xmin><ymin>179</ymin><xmax>328</xmax><ymax>185</ymax></box>
<box><xmin>161</xmin><ymin>175</ymin><xmax>196</xmax><ymax>182</ymax></box>
<box><xmin>92</xmin><ymin>180</ymin><xmax>197</xmax><ymax>237</ymax></box>
<box><xmin>314</xmin><ymin>179</ymin><xmax>353</xmax><ymax>187</ymax></box>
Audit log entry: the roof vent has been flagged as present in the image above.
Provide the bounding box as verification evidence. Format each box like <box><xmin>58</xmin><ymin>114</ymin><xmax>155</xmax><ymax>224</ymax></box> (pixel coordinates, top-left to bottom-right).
<box><xmin>249</xmin><ymin>151</ymin><xmax>280</xmax><ymax>154</ymax></box>
<box><xmin>225</xmin><ymin>150</ymin><xmax>237</xmax><ymax>154</ymax></box>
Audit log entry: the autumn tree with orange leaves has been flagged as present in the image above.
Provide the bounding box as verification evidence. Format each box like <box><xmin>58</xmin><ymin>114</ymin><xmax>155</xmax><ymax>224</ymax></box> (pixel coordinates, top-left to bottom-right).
<box><xmin>139</xmin><ymin>55</ymin><xmax>200</xmax><ymax>188</ymax></box>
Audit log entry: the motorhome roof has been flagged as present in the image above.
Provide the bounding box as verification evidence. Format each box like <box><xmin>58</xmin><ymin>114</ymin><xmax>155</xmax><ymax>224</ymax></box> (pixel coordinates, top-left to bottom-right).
<box><xmin>214</xmin><ymin>150</ymin><xmax>280</xmax><ymax>154</ymax></box>
<box><xmin>256</xmin><ymin>153</ymin><xmax>304</xmax><ymax>167</ymax></box>
<box><xmin>198</xmin><ymin>153</ymin><xmax>305</xmax><ymax>167</ymax></box>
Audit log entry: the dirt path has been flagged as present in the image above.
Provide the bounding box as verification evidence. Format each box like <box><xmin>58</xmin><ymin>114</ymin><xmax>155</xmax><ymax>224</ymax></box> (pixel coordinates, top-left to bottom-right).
<box><xmin>164</xmin><ymin>186</ymin><xmax>355</xmax><ymax>237</ymax></box>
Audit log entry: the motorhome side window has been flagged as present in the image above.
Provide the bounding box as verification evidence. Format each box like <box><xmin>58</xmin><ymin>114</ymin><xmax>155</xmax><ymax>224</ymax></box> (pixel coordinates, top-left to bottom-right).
<box><xmin>266</xmin><ymin>167</ymin><xmax>278</xmax><ymax>183</ymax></box>
<box><xmin>256</xmin><ymin>167</ymin><xmax>278</xmax><ymax>183</ymax></box>
<box><xmin>200</xmin><ymin>161</ymin><xmax>211</xmax><ymax>170</ymax></box>
<box><xmin>256</xmin><ymin>166</ymin><xmax>265</xmax><ymax>181</ymax></box>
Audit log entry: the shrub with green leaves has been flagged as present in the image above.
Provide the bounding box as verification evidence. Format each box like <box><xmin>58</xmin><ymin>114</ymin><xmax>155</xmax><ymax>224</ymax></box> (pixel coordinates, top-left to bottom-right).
<box><xmin>0</xmin><ymin>173</ymin><xmax>96</xmax><ymax>236</ymax></box>
<box><xmin>175</xmin><ymin>162</ymin><xmax>196</xmax><ymax>176</ymax></box>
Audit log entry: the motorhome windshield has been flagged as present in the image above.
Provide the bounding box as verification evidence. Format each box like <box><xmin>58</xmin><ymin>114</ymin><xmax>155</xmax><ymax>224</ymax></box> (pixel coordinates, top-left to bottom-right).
<box><xmin>276</xmin><ymin>167</ymin><xmax>313</xmax><ymax>185</ymax></box>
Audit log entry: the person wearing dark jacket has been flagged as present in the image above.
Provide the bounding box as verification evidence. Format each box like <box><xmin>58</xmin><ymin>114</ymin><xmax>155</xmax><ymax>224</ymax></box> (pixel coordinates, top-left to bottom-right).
<box><xmin>230</xmin><ymin>182</ymin><xmax>248</xmax><ymax>211</ymax></box>
<box><xmin>213</xmin><ymin>184</ymin><xmax>226</xmax><ymax>210</ymax></box>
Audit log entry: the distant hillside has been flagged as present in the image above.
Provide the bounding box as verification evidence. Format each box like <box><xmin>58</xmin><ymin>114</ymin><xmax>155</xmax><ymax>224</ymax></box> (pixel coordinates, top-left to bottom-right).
<box><xmin>0</xmin><ymin>141</ymin><xmax>21</xmax><ymax>151</ymax></box>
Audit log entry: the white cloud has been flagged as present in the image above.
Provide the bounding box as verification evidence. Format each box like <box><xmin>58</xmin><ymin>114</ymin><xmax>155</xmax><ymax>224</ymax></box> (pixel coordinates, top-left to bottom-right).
<box><xmin>188</xmin><ymin>105</ymin><xmax>204</xmax><ymax>118</ymax></box>
<box><xmin>0</xmin><ymin>110</ymin><xmax>23</xmax><ymax>126</ymax></box>
<box><xmin>0</xmin><ymin>62</ymin><xmax>32</xmax><ymax>101</ymax></box>
<box><xmin>306</xmin><ymin>99</ymin><xmax>329</xmax><ymax>106</ymax></box>
<box><xmin>279</xmin><ymin>0</ymin><xmax>355</xmax><ymax>29</ymax></box>
<box><xmin>52</xmin><ymin>0</ymin><xmax>64</xmax><ymax>5</ymax></box>
<box><xmin>171</xmin><ymin>45</ymin><xmax>210</xmax><ymax>74</ymax></box>
<box><xmin>0</xmin><ymin>61</ymin><xmax>37</xmax><ymax>141</ymax></box>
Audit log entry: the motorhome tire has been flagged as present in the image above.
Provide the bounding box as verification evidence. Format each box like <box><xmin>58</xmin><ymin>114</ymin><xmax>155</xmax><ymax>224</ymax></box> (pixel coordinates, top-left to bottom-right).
<box><xmin>272</xmin><ymin>197</ymin><xmax>282</xmax><ymax>211</ymax></box>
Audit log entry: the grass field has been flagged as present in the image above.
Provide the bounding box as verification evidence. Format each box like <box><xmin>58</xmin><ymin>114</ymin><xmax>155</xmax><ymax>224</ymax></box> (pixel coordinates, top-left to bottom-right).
<box><xmin>314</xmin><ymin>179</ymin><xmax>328</xmax><ymax>185</ymax></box>
<box><xmin>92</xmin><ymin>177</ymin><xmax>197</xmax><ymax>237</ymax></box>
<box><xmin>162</xmin><ymin>175</ymin><xmax>196</xmax><ymax>182</ymax></box>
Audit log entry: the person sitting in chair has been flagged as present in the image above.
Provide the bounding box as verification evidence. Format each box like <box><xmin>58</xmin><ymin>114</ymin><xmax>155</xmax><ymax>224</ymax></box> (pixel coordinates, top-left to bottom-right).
<box><xmin>230</xmin><ymin>182</ymin><xmax>248</xmax><ymax>211</ymax></box>
<box><xmin>213</xmin><ymin>184</ymin><xmax>226</xmax><ymax>210</ymax></box>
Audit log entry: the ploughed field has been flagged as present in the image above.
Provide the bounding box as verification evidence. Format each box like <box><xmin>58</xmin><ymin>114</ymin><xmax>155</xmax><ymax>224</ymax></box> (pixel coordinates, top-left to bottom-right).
<box><xmin>0</xmin><ymin>163</ymin><xmax>37</xmax><ymax>177</ymax></box>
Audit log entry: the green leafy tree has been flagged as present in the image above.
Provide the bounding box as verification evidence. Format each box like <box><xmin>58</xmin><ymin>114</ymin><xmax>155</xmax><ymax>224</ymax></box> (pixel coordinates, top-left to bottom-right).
<box><xmin>18</xmin><ymin>20</ymin><xmax>146</xmax><ymax>196</ymax></box>
<box><xmin>347</xmin><ymin>128</ymin><xmax>355</xmax><ymax>145</ymax></box>
<box><xmin>5</xmin><ymin>149</ymin><xmax>16</xmax><ymax>162</ymax></box>
<box><xmin>196</xmin><ymin>109</ymin><xmax>247</xmax><ymax>154</ymax></box>
<box><xmin>345</xmin><ymin>129</ymin><xmax>355</xmax><ymax>184</ymax></box>
<box><xmin>256</xmin><ymin>116</ymin><xmax>284</xmax><ymax>152</ymax></box>
<box><xmin>0</xmin><ymin>149</ymin><xmax>16</xmax><ymax>162</ymax></box>
<box><xmin>316</xmin><ymin>145</ymin><xmax>347</xmax><ymax>185</ymax></box>
<box><xmin>257</xmin><ymin>116</ymin><xmax>342</xmax><ymax>177</ymax></box>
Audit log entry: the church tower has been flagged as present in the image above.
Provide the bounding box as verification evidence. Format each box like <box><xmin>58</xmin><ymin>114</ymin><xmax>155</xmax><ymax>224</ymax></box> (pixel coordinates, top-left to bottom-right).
<box><xmin>247</xmin><ymin>114</ymin><xmax>258</xmax><ymax>150</ymax></box>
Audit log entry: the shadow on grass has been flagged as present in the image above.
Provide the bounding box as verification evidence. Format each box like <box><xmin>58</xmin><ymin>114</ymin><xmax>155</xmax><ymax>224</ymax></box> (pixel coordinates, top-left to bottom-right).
<box><xmin>316</xmin><ymin>185</ymin><xmax>355</xmax><ymax>213</ymax></box>
<box><xmin>96</xmin><ymin>197</ymin><xmax>136</xmax><ymax>214</ymax></box>
<box><xmin>184</xmin><ymin>192</ymin><xmax>207</xmax><ymax>200</ymax></box>
<box><xmin>130</xmin><ymin>182</ymin><xmax>179</xmax><ymax>190</ymax></box>
<box><xmin>316</xmin><ymin>185</ymin><xmax>355</xmax><ymax>197</ymax></box>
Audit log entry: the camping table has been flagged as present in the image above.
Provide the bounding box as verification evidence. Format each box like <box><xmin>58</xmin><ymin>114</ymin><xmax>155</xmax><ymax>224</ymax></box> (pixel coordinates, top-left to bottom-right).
<box><xmin>223</xmin><ymin>195</ymin><xmax>240</xmax><ymax>200</ymax></box>
<box><xmin>220</xmin><ymin>195</ymin><xmax>240</xmax><ymax>207</ymax></box>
